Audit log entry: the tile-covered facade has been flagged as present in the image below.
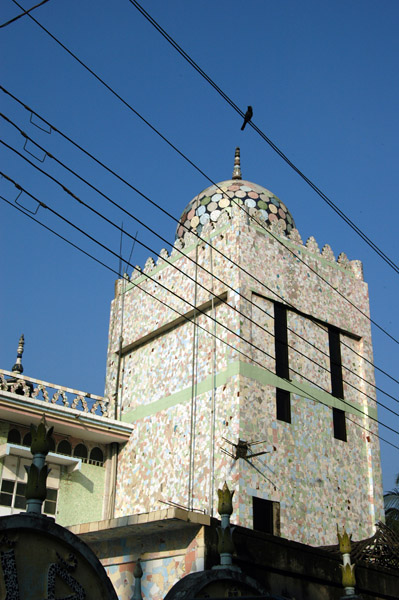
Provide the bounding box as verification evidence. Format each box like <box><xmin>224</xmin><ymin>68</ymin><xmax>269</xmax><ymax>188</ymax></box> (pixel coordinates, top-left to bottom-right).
<box><xmin>105</xmin><ymin>177</ymin><xmax>384</xmax><ymax>546</ymax></box>
<box><xmin>81</xmin><ymin>514</ymin><xmax>207</xmax><ymax>600</ymax></box>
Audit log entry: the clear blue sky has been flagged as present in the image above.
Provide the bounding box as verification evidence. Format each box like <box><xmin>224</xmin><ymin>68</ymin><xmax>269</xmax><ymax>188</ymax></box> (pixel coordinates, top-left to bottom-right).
<box><xmin>1</xmin><ymin>1</ymin><xmax>398</xmax><ymax>492</ymax></box>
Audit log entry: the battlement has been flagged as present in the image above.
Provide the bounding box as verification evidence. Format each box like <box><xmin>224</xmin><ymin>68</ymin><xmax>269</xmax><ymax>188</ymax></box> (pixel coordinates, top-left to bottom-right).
<box><xmin>121</xmin><ymin>210</ymin><xmax>363</xmax><ymax>293</ymax></box>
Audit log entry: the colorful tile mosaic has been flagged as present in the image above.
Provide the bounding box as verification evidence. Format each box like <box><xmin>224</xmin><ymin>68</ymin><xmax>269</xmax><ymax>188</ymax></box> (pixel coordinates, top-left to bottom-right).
<box><xmin>105</xmin><ymin>182</ymin><xmax>384</xmax><ymax>547</ymax></box>
<box><xmin>176</xmin><ymin>180</ymin><xmax>295</xmax><ymax>240</ymax></box>
<box><xmin>89</xmin><ymin>524</ymin><xmax>206</xmax><ymax>600</ymax></box>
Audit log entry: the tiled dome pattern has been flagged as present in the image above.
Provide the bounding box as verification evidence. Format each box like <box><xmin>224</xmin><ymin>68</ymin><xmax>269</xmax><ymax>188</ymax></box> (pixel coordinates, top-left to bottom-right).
<box><xmin>176</xmin><ymin>179</ymin><xmax>295</xmax><ymax>240</ymax></box>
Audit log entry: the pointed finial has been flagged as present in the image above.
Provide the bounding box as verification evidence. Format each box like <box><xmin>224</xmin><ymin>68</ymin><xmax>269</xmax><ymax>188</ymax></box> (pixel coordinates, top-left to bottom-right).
<box><xmin>337</xmin><ymin>525</ymin><xmax>352</xmax><ymax>554</ymax></box>
<box><xmin>12</xmin><ymin>334</ymin><xmax>25</xmax><ymax>374</ymax></box>
<box><xmin>218</xmin><ymin>481</ymin><xmax>234</xmax><ymax>516</ymax></box>
<box><xmin>232</xmin><ymin>147</ymin><xmax>242</xmax><ymax>180</ymax></box>
<box><xmin>213</xmin><ymin>482</ymin><xmax>239</xmax><ymax>572</ymax></box>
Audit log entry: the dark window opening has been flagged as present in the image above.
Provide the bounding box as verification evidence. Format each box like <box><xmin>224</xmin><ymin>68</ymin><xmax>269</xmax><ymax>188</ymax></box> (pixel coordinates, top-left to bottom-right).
<box><xmin>328</xmin><ymin>327</ymin><xmax>344</xmax><ymax>398</ymax></box>
<box><xmin>7</xmin><ymin>429</ymin><xmax>21</xmax><ymax>445</ymax></box>
<box><xmin>74</xmin><ymin>443</ymin><xmax>88</xmax><ymax>461</ymax></box>
<box><xmin>0</xmin><ymin>478</ymin><xmax>58</xmax><ymax>514</ymax></box>
<box><xmin>22</xmin><ymin>433</ymin><xmax>31</xmax><ymax>448</ymax></box>
<box><xmin>274</xmin><ymin>303</ymin><xmax>291</xmax><ymax>423</ymax></box>
<box><xmin>44</xmin><ymin>488</ymin><xmax>58</xmax><ymax>515</ymax></box>
<box><xmin>276</xmin><ymin>388</ymin><xmax>291</xmax><ymax>423</ymax></box>
<box><xmin>14</xmin><ymin>483</ymin><xmax>27</xmax><ymax>509</ymax></box>
<box><xmin>57</xmin><ymin>440</ymin><xmax>72</xmax><ymax>456</ymax></box>
<box><xmin>0</xmin><ymin>480</ymin><xmax>14</xmax><ymax>507</ymax></box>
<box><xmin>89</xmin><ymin>447</ymin><xmax>104</xmax><ymax>466</ymax></box>
<box><xmin>328</xmin><ymin>327</ymin><xmax>347</xmax><ymax>441</ymax></box>
<box><xmin>253</xmin><ymin>496</ymin><xmax>279</xmax><ymax>535</ymax></box>
<box><xmin>333</xmin><ymin>408</ymin><xmax>347</xmax><ymax>442</ymax></box>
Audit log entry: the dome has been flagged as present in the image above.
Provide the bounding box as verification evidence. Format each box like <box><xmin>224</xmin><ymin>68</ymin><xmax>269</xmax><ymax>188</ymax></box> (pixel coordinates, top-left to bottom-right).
<box><xmin>176</xmin><ymin>179</ymin><xmax>296</xmax><ymax>240</ymax></box>
<box><xmin>176</xmin><ymin>150</ymin><xmax>295</xmax><ymax>240</ymax></box>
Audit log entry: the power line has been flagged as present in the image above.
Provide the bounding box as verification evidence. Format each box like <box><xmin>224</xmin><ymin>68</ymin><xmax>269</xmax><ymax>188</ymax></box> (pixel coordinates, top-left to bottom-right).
<box><xmin>2</xmin><ymin>127</ymin><xmax>398</xmax><ymax>413</ymax></box>
<box><xmin>3</xmin><ymin>159</ymin><xmax>399</xmax><ymax>436</ymax></box>
<box><xmin>0</xmin><ymin>0</ymin><xmax>50</xmax><ymax>28</ymax></box>
<box><xmin>6</xmin><ymin>5</ymin><xmax>399</xmax><ymax>347</ymax></box>
<box><xmin>128</xmin><ymin>0</ymin><xmax>399</xmax><ymax>277</ymax></box>
<box><xmin>0</xmin><ymin>193</ymin><xmax>113</xmax><ymax>273</ymax></box>
<box><xmin>2</xmin><ymin>111</ymin><xmax>399</xmax><ymax>408</ymax></box>
<box><xmin>2</xmin><ymin>89</ymin><xmax>398</xmax><ymax>389</ymax></box>
<box><xmin>2</xmin><ymin>184</ymin><xmax>398</xmax><ymax>453</ymax></box>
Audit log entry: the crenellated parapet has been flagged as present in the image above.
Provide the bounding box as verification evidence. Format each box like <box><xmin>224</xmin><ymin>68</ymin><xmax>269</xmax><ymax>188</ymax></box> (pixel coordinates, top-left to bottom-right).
<box><xmin>122</xmin><ymin>208</ymin><xmax>363</xmax><ymax>291</ymax></box>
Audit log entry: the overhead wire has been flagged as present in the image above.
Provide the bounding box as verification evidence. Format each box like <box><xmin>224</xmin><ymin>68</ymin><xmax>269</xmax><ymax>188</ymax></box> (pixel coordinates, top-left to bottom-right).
<box><xmin>2</xmin><ymin>123</ymin><xmax>398</xmax><ymax>413</ymax></box>
<box><xmin>0</xmin><ymin>193</ymin><xmax>113</xmax><ymax>273</ymax></box>
<box><xmin>0</xmin><ymin>0</ymin><xmax>50</xmax><ymax>28</ymax></box>
<box><xmin>128</xmin><ymin>0</ymin><xmax>399</xmax><ymax>277</ymax></box>
<box><xmin>2</xmin><ymin>89</ymin><xmax>398</xmax><ymax>393</ymax></box>
<box><xmin>3</xmin><ymin>149</ymin><xmax>399</xmax><ymax>436</ymax></box>
<box><xmin>1</xmin><ymin>181</ymin><xmax>399</xmax><ymax>453</ymax></box>
<box><xmin>4</xmin><ymin>2</ymin><xmax>398</xmax><ymax>485</ymax></box>
<box><xmin>5</xmin><ymin>5</ymin><xmax>399</xmax><ymax>348</ymax></box>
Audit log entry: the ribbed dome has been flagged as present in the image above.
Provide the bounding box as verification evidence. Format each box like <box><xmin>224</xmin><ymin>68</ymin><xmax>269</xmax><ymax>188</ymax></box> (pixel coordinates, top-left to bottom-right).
<box><xmin>176</xmin><ymin>179</ymin><xmax>296</xmax><ymax>240</ymax></box>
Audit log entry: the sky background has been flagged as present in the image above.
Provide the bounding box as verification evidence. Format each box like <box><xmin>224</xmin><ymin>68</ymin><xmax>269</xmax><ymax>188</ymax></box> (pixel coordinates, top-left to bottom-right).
<box><xmin>1</xmin><ymin>1</ymin><xmax>398</xmax><ymax>492</ymax></box>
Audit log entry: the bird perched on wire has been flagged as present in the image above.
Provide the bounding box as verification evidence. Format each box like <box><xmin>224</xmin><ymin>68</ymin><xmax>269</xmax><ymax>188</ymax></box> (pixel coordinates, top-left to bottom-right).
<box><xmin>241</xmin><ymin>106</ymin><xmax>253</xmax><ymax>130</ymax></box>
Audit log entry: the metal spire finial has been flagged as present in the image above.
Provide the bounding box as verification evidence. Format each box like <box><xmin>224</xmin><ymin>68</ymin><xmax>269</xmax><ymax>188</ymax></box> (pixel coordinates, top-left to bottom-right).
<box><xmin>232</xmin><ymin>147</ymin><xmax>242</xmax><ymax>180</ymax></box>
<box><xmin>12</xmin><ymin>334</ymin><xmax>25</xmax><ymax>374</ymax></box>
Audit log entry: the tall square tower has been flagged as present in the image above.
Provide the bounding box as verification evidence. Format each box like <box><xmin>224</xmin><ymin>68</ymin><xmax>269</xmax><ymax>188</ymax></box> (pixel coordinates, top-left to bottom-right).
<box><xmin>105</xmin><ymin>149</ymin><xmax>384</xmax><ymax>546</ymax></box>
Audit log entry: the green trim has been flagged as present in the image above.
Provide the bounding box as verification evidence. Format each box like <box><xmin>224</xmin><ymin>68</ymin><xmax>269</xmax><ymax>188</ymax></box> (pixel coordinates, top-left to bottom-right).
<box><xmin>122</xmin><ymin>360</ymin><xmax>377</xmax><ymax>423</ymax></box>
<box><xmin>122</xmin><ymin>361</ymin><xmax>241</xmax><ymax>422</ymax></box>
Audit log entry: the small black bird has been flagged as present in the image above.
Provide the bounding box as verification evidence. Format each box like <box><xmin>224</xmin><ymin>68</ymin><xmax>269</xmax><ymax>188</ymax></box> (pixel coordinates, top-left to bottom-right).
<box><xmin>241</xmin><ymin>106</ymin><xmax>253</xmax><ymax>130</ymax></box>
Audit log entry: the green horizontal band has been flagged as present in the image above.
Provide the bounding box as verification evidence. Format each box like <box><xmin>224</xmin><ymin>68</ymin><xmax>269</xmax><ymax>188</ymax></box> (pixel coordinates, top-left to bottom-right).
<box><xmin>122</xmin><ymin>360</ymin><xmax>377</xmax><ymax>423</ymax></box>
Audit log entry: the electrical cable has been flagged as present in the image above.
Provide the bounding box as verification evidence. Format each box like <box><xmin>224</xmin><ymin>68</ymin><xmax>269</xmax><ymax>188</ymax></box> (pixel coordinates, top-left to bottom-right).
<box><xmin>0</xmin><ymin>0</ymin><xmax>50</xmax><ymax>28</ymax></box>
<box><xmin>2</xmin><ymin>113</ymin><xmax>398</xmax><ymax>411</ymax></box>
<box><xmin>2</xmin><ymin>90</ymin><xmax>398</xmax><ymax>390</ymax></box>
<box><xmin>5</xmin><ymin>5</ymin><xmax>399</xmax><ymax>348</ymax></box>
<box><xmin>2</xmin><ymin>162</ymin><xmax>399</xmax><ymax>435</ymax></box>
<box><xmin>0</xmin><ymin>193</ymin><xmax>114</xmax><ymax>274</ymax></box>
<box><xmin>128</xmin><ymin>0</ymin><xmax>399</xmax><ymax>277</ymax></box>
<box><xmin>1</xmin><ymin>108</ymin><xmax>397</xmax><ymax>405</ymax></box>
<box><xmin>2</xmin><ymin>185</ymin><xmax>398</xmax><ymax>453</ymax></box>
<box><xmin>2</xmin><ymin>127</ymin><xmax>398</xmax><ymax>414</ymax></box>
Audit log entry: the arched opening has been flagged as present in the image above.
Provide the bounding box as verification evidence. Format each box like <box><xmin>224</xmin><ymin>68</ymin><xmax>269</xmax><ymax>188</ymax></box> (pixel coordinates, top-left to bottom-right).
<box><xmin>7</xmin><ymin>429</ymin><xmax>21</xmax><ymax>445</ymax></box>
<box><xmin>57</xmin><ymin>440</ymin><xmax>72</xmax><ymax>456</ymax></box>
<box><xmin>89</xmin><ymin>447</ymin><xmax>104</xmax><ymax>465</ymax></box>
<box><xmin>22</xmin><ymin>432</ymin><xmax>32</xmax><ymax>447</ymax></box>
<box><xmin>74</xmin><ymin>443</ymin><xmax>88</xmax><ymax>461</ymax></box>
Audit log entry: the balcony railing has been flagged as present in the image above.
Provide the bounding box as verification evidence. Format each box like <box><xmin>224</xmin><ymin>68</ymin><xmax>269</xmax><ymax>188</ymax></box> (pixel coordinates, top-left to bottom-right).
<box><xmin>0</xmin><ymin>369</ymin><xmax>109</xmax><ymax>417</ymax></box>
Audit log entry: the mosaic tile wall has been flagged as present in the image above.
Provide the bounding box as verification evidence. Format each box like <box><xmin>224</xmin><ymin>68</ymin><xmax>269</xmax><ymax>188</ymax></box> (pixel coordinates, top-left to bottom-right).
<box><xmin>105</xmin><ymin>183</ymin><xmax>384</xmax><ymax>545</ymax></box>
<box><xmin>89</xmin><ymin>525</ymin><xmax>206</xmax><ymax>600</ymax></box>
<box><xmin>115</xmin><ymin>379</ymin><xmax>240</xmax><ymax>517</ymax></box>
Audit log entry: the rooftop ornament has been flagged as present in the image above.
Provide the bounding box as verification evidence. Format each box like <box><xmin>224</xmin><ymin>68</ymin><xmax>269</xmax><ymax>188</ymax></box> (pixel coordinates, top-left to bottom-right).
<box><xmin>25</xmin><ymin>415</ymin><xmax>54</xmax><ymax>516</ymax></box>
<box><xmin>12</xmin><ymin>334</ymin><xmax>24</xmax><ymax>374</ymax></box>
<box><xmin>337</xmin><ymin>525</ymin><xmax>359</xmax><ymax>600</ymax></box>
<box><xmin>6</xmin><ymin>334</ymin><xmax>33</xmax><ymax>396</ymax></box>
<box><xmin>214</xmin><ymin>482</ymin><xmax>240</xmax><ymax>572</ymax></box>
<box><xmin>232</xmin><ymin>147</ymin><xmax>242</xmax><ymax>180</ymax></box>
